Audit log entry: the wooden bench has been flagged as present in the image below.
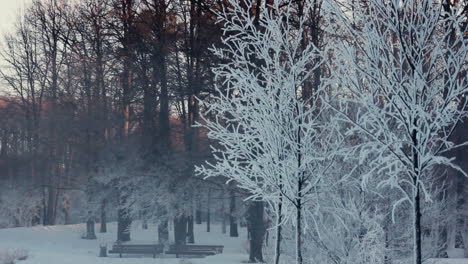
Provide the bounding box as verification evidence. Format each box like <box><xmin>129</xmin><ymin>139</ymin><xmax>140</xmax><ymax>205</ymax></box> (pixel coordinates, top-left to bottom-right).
<box><xmin>166</xmin><ymin>244</ymin><xmax>224</xmax><ymax>258</ymax></box>
<box><xmin>108</xmin><ymin>243</ymin><xmax>164</xmax><ymax>258</ymax></box>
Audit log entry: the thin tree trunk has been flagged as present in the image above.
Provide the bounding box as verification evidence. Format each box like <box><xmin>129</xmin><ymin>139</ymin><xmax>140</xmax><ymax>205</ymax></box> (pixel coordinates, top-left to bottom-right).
<box><xmin>158</xmin><ymin>220</ymin><xmax>169</xmax><ymax>244</ymax></box>
<box><xmin>42</xmin><ymin>187</ymin><xmax>47</xmax><ymax>225</ymax></box>
<box><xmin>47</xmin><ymin>185</ymin><xmax>55</xmax><ymax>225</ymax></box>
<box><xmin>384</xmin><ymin>218</ymin><xmax>391</xmax><ymax>264</ymax></box>
<box><xmin>412</xmin><ymin>122</ymin><xmax>422</xmax><ymax>264</ymax></box>
<box><xmin>63</xmin><ymin>196</ymin><xmax>70</xmax><ymax>225</ymax></box>
<box><xmin>414</xmin><ymin>185</ymin><xmax>422</xmax><ymax>264</ymax></box>
<box><xmin>221</xmin><ymin>194</ymin><xmax>227</xmax><ymax>234</ymax></box>
<box><xmin>296</xmin><ymin>104</ymin><xmax>304</xmax><ymax>264</ymax></box>
<box><xmin>230</xmin><ymin>190</ymin><xmax>238</xmax><ymax>237</ymax></box>
<box><xmin>196</xmin><ymin>208</ymin><xmax>202</xmax><ymax>224</ymax></box>
<box><xmin>100</xmin><ymin>199</ymin><xmax>107</xmax><ymax>233</ymax></box>
<box><xmin>296</xmin><ymin>200</ymin><xmax>303</xmax><ymax>264</ymax></box>
<box><xmin>274</xmin><ymin>199</ymin><xmax>282</xmax><ymax>264</ymax></box>
<box><xmin>207</xmin><ymin>188</ymin><xmax>211</xmax><ymax>232</ymax></box>
<box><xmin>187</xmin><ymin>215</ymin><xmax>195</xmax><ymax>243</ymax></box>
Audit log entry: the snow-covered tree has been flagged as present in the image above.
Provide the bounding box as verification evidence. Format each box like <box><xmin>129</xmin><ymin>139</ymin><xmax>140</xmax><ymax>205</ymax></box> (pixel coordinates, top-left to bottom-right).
<box><xmin>0</xmin><ymin>187</ymin><xmax>41</xmax><ymax>228</ymax></box>
<box><xmin>327</xmin><ymin>1</ymin><xmax>468</xmax><ymax>263</ymax></box>
<box><xmin>195</xmin><ymin>1</ymin><xmax>345</xmax><ymax>263</ymax></box>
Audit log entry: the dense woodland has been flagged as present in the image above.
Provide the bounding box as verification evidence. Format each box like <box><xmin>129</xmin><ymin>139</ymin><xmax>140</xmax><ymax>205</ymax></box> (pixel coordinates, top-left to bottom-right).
<box><xmin>0</xmin><ymin>0</ymin><xmax>466</xmax><ymax>264</ymax></box>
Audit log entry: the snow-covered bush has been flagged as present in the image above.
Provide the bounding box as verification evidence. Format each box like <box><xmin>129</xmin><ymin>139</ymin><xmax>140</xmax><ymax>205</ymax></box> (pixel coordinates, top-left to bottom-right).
<box><xmin>0</xmin><ymin>249</ymin><xmax>28</xmax><ymax>264</ymax></box>
<box><xmin>0</xmin><ymin>187</ymin><xmax>41</xmax><ymax>228</ymax></box>
<box><xmin>178</xmin><ymin>258</ymin><xmax>193</xmax><ymax>264</ymax></box>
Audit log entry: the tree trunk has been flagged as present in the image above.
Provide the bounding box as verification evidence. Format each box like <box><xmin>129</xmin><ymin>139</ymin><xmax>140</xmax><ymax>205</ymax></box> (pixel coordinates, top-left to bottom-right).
<box><xmin>100</xmin><ymin>199</ymin><xmax>107</xmax><ymax>233</ymax></box>
<box><xmin>196</xmin><ymin>209</ymin><xmax>202</xmax><ymax>224</ymax></box>
<box><xmin>207</xmin><ymin>188</ymin><xmax>211</xmax><ymax>232</ymax></box>
<box><xmin>274</xmin><ymin>199</ymin><xmax>282</xmax><ymax>264</ymax></box>
<box><xmin>117</xmin><ymin>208</ymin><xmax>131</xmax><ymax>242</ymax></box>
<box><xmin>296</xmin><ymin>200</ymin><xmax>303</xmax><ymax>264</ymax></box>
<box><xmin>187</xmin><ymin>215</ymin><xmax>195</xmax><ymax>243</ymax></box>
<box><xmin>412</xmin><ymin>124</ymin><xmax>422</xmax><ymax>264</ymax></box>
<box><xmin>206</xmin><ymin>210</ymin><xmax>211</xmax><ymax>232</ymax></box>
<box><xmin>46</xmin><ymin>186</ymin><xmax>56</xmax><ymax>225</ymax></box>
<box><xmin>222</xmin><ymin>213</ymin><xmax>227</xmax><ymax>234</ymax></box>
<box><xmin>230</xmin><ymin>190</ymin><xmax>239</xmax><ymax>237</ymax></box>
<box><xmin>158</xmin><ymin>220</ymin><xmax>169</xmax><ymax>244</ymax></box>
<box><xmin>174</xmin><ymin>216</ymin><xmax>188</xmax><ymax>245</ymax></box>
<box><xmin>384</xmin><ymin>218</ymin><xmax>391</xmax><ymax>264</ymax></box>
<box><xmin>63</xmin><ymin>196</ymin><xmax>71</xmax><ymax>225</ymax></box>
<box><xmin>414</xmin><ymin>185</ymin><xmax>422</xmax><ymax>264</ymax></box>
<box><xmin>158</xmin><ymin>52</ymin><xmax>170</xmax><ymax>145</ymax></box>
<box><xmin>64</xmin><ymin>208</ymin><xmax>70</xmax><ymax>225</ymax></box>
<box><xmin>142</xmin><ymin>79</ymin><xmax>156</xmax><ymax>150</ymax></box>
<box><xmin>247</xmin><ymin>201</ymin><xmax>264</xmax><ymax>263</ymax></box>
<box><xmin>463</xmin><ymin>220</ymin><xmax>468</xmax><ymax>257</ymax></box>
<box><xmin>221</xmin><ymin>195</ymin><xmax>227</xmax><ymax>234</ymax></box>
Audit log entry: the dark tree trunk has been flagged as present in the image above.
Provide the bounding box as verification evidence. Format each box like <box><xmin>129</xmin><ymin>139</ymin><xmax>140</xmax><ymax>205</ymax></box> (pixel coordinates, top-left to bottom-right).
<box><xmin>230</xmin><ymin>190</ymin><xmax>238</xmax><ymax>237</ymax></box>
<box><xmin>42</xmin><ymin>189</ymin><xmax>48</xmax><ymax>225</ymax></box>
<box><xmin>222</xmin><ymin>213</ymin><xmax>227</xmax><ymax>234</ymax></box>
<box><xmin>247</xmin><ymin>201</ymin><xmax>265</xmax><ymax>263</ymax></box>
<box><xmin>412</xmin><ymin>124</ymin><xmax>422</xmax><ymax>264</ymax></box>
<box><xmin>100</xmin><ymin>199</ymin><xmax>107</xmax><ymax>233</ymax></box>
<box><xmin>196</xmin><ymin>208</ymin><xmax>202</xmax><ymax>224</ymax></box>
<box><xmin>221</xmin><ymin>194</ymin><xmax>227</xmax><ymax>234</ymax></box>
<box><xmin>64</xmin><ymin>209</ymin><xmax>70</xmax><ymax>225</ymax></box>
<box><xmin>158</xmin><ymin>220</ymin><xmax>169</xmax><ymax>244</ymax></box>
<box><xmin>274</xmin><ymin>199</ymin><xmax>282</xmax><ymax>264</ymax></box>
<box><xmin>32</xmin><ymin>206</ymin><xmax>41</xmax><ymax>226</ymax></box>
<box><xmin>46</xmin><ymin>185</ymin><xmax>56</xmax><ymax>225</ymax></box>
<box><xmin>117</xmin><ymin>208</ymin><xmax>131</xmax><ymax>242</ymax></box>
<box><xmin>384</xmin><ymin>217</ymin><xmax>391</xmax><ymax>264</ymax></box>
<box><xmin>174</xmin><ymin>216</ymin><xmax>188</xmax><ymax>245</ymax></box>
<box><xmin>187</xmin><ymin>215</ymin><xmax>195</xmax><ymax>243</ymax></box>
<box><xmin>296</xmin><ymin>199</ymin><xmax>303</xmax><ymax>264</ymax></box>
<box><xmin>206</xmin><ymin>210</ymin><xmax>211</xmax><ymax>232</ymax></box>
<box><xmin>207</xmin><ymin>188</ymin><xmax>211</xmax><ymax>232</ymax></box>
<box><xmin>141</xmin><ymin>210</ymin><xmax>148</xmax><ymax>229</ymax></box>
<box><xmin>414</xmin><ymin>185</ymin><xmax>422</xmax><ymax>264</ymax></box>
<box><xmin>142</xmin><ymin>77</ymin><xmax>156</xmax><ymax>149</ymax></box>
<box><xmin>158</xmin><ymin>53</ymin><xmax>170</xmax><ymax>145</ymax></box>
<box><xmin>63</xmin><ymin>197</ymin><xmax>70</xmax><ymax>225</ymax></box>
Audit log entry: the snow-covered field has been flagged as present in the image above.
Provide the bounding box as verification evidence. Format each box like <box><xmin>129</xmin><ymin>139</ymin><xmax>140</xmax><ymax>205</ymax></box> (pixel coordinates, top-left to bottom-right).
<box><xmin>428</xmin><ymin>260</ymin><xmax>468</xmax><ymax>264</ymax></box>
<box><xmin>1</xmin><ymin>222</ymin><xmax>467</xmax><ymax>264</ymax></box>
<box><xmin>0</xmin><ymin>222</ymin><xmax>248</xmax><ymax>264</ymax></box>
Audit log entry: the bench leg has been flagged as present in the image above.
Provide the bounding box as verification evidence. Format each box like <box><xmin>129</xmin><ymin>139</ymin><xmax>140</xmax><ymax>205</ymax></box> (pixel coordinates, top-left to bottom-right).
<box><xmin>119</xmin><ymin>252</ymin><xmax>122</xmax><ymax>258</ymax></box>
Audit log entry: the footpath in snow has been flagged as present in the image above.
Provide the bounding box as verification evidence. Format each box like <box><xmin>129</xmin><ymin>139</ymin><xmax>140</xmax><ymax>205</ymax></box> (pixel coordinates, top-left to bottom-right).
<box><xmin>0</xmin><ymin>222</ymin><xmax>248</xmax><ymax>264</ymax></box>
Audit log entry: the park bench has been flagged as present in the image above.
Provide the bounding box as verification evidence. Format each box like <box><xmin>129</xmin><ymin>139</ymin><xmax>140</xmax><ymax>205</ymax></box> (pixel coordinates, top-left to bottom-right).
<box><xmin>108</xmin><ymin>242</ymin><xmax>164</xmax><ymax>258</ymax></box>
<box><xmin>165</xmin><ymin>244</ymin><xmax>224</xmax><ymax>258</ymax></box>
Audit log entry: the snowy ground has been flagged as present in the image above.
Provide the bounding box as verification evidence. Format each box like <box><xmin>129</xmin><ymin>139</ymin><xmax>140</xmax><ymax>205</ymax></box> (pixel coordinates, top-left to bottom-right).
<box><xmin>1</xmin><ymin>222</ymin><xmax>467</xmax><ymax>264</ymax></box>
<box><xmin>0</xmin><ymin>222</ymin><xmax>249</xmax><ymax>264</ymax></box>
<box><xmin>428</xmin><ymin>260</ymin><xmax>468</xmax><ymax>264</ymax></box>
